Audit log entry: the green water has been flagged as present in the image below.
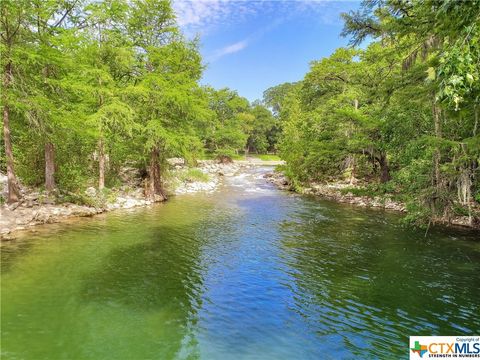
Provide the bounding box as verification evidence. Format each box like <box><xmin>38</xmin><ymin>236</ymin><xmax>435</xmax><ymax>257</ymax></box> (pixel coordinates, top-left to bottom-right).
<box><xmin>1</xmin><ymin>168</ymin><xmax>479</xmax><ymax>359</ymax></box>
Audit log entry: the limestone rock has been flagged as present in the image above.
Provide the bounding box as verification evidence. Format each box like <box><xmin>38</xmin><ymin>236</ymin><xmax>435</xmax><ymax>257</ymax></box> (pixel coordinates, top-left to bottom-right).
<box><xmin>85</xmin><ymin>187</ymin><xmax>96</xmax><ymax>197</ymax></box>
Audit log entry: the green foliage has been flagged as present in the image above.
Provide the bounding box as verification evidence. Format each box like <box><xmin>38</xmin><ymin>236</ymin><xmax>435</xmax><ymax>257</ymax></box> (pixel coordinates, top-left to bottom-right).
<box><xmin>263</xmin><ymin>82</ymin><xmax>298</xmax><ymax>117</ymax></box>
<box><xmin>200</xmin><ymin>87</ymin><xmax>278</xmax><ymax>157</ymax></box>
<box><xmin>275</xmin><ymin>1</ymin><xmax>480</xmax><ymax>226</ymax></box>
<box><xmin>1</xmin><ymin>0</ymin><xmax>277</xmax><ymax>202</ymax></box>
<box><xmin>59</xmin><ymin>192</ymin><xmax>99</xmax><ymax>208</ymax></box>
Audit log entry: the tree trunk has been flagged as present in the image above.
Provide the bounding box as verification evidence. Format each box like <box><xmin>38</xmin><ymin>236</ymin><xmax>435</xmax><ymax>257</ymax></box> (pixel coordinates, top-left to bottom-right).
<box><xmin>432</xmin><ymin>101</ymin><xmax>442</xmax><ymax>187</ymax></box>
<box><xmin>2</xmin><ymin>104</ymin><xmax>21</xmax><ymax>203</ymax></box>
<box><xmin>378</xmin><ymin>153</ymin><xmax>391</xmax><ymax>183</ymax></box>
<box><xmin>98</xmin><ymin>138</ymin><xmax>105</xmax><ymax>190</ymax></box>
<box><xmin>2</xmin><ymin>61</ymin><xmax>21</xmax><ymax>203</ymax></box>
<box><xmin>147</xmin><ymin>145</ymin><xmax>166</xmax><ymax>201</ymax></box>
<box><xmin>45</xmin><ymin>142</ymin><xmax>56</xmax><ymax>192</ymax></box>
<box><xmin>358</xmin><ymin>148</ymin><xmax>390</xmax><ymax>183</ymax></box>
<box><xmin>350</xmin><ymin>155</ymin><xmax>356</xmax><ymax>185</ymax></box>
<box><xmin>348</xmin><ymin>99</ymin><xmax>359</xmax><ymax>184</ymax></box>
<box><xmin>474</xmin><ymin>105</ymin><xmax>478</xmax><ymax>137</ymax></box>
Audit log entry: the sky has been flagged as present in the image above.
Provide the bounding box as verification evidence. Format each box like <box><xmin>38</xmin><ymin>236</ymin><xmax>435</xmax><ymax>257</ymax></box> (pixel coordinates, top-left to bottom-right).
<box><xmin>173</xmin><ymin>0</ymin><xmax>362</xmax><ymax>102</ymax></box>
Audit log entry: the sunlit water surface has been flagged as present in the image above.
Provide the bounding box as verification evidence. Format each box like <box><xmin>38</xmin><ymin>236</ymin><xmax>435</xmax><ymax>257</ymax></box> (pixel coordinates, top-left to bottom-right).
<box><xmin>2</xmin><ymin>167</ymin><xmax>479</xmax><ymax>359</ymax></box>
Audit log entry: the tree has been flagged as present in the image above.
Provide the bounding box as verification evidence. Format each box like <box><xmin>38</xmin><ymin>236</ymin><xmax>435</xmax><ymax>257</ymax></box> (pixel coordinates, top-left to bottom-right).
<box><xmin>247</xmin><ymin>104</ymin><xmax>276</xmax><ymax>154</ymax></box>
<box><xmin>341</xmin><ymin>0</ymin><xmax>480</xmax><ymax>224</ymax></box>
<box><xmin>81</xmin><ymin>0</ymin><xmax>136</xmax><ymax>190</ymax></box>
<box><xmin>23</xmin><ymin>0</ymin><xmax>85</xmax><ymax>193</ymax></box>
<box><xmin>126</xmin><ymin>0</ymin><xmax>206</xmax><ymax>199</ymax></box>
<box><xmin>1</xmin><ymin>0</ymin><xmax>31</xmax><ymax>203</ymax></box>
<box><xmin>203</xmin><ymin>87</ymin><xmax>250</xmax><ymax>158</ymax></box>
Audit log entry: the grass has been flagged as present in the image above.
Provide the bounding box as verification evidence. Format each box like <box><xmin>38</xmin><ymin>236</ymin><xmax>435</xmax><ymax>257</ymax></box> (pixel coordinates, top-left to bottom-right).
<box><xmin>198</xmin><ymin>153</ymin><xmax>244</xmax><ymax>161</ymax></box>
<box><xmin>255</xmin><ymin>154</ymin><xmax>282</xmax><ymax>161</ymax></box>
<box><xmin>178</xmin><ymin>168</ymin><xmax>210</xmax><ymax>183</ymax></box>
<box><xmin>197</xmin><ymin>153</ymin><xmax>282</xmax><ymax>161</ymax></box>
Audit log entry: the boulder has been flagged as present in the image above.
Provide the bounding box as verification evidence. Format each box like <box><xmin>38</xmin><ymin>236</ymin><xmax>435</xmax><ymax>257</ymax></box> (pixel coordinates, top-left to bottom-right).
<box><xmin>0</xmin><ymin>172</ymin><xmax>7</xmax><ymax>193</ymax></box>
<box><xmin>216</xmin><ymin>155</ymin><xmax>233</xmax><ymax>164</ymax></box>
<box><xmin>167</xmin><ymin>158</ymin><xmax>185</xmax><ymax>166</ymax></box>
<box><xmin>85</xmin><ymin>187</ymin><xmax>96</xmax><ymax>197</ymax></box>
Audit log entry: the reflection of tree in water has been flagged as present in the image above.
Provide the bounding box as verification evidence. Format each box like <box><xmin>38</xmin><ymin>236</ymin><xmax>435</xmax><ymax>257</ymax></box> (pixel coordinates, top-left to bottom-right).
<box><xmin>1</xmin><ymin>238</ymin><xmax>36</xmax><ymax>274</ymax></box>
<box><xmin>278</xmin><ymin>201</ymin><xmax>480</xmax><ymax>358</ymax></box>
<box><xmin>81</xmin><ymin>223</ymin><xmax>206</xmax><ymax>359</ymax></box>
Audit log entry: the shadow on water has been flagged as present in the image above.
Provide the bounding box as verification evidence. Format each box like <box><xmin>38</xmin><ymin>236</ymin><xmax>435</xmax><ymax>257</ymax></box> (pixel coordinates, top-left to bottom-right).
<box><xmin>1</xmin><ymin>239</ymin><xmax>36</xmax><ymax>274</ymax></box>
<box><xmin>1</xmin><ymin>199</ymin><xmax>220</xmax><ymax>360</ymax></box>
<box><xmin>81</xmin><ymin>223</ymin><xmax>204</xmax><ymax>310</ymax></box>
<box><xmin>80</xmin><ymin>223</ymin><xmax>206</xmax><ymax>359</ymax></box>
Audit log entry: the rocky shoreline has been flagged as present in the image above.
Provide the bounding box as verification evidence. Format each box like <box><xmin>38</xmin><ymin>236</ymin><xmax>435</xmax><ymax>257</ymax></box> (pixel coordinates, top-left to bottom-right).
<box><xmin>0</xmin><ymin>160</ymin><xmax>249</xmax><ymax>239</ymax></box>
<box><xmin>264</xmin><ymin>171</ymin><xmax>404</xmax><ymax>210</ymax></box>
<box><xmin>264</xmin><ymin>171</ymin><xmax>477</xmax><ymax>229</ymax></box>
<box><xmin>303</xmin><ymin>183</ymin><xmax>406</xmax><ymax>212</ymax></box>
<box><xmin>3</xmin><ymin>161</ymin><xmax>476</xmax><ymax>238</ymax></box>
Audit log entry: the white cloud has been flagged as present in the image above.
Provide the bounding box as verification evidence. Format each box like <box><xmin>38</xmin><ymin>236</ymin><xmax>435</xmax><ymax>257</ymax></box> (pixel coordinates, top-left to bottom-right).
<box><xmin>173</xmin><ymin>0</ymin><xmax>257</xmax><ymax>36</ymax></box>
<box><xmin>219</xmin><ymin>40</ymin><xmax>249</xmax><ymax>55</ymax></box>
<box><xmin>173</xmin><ymin>0</ymin><xmax>341</xmax><ymax>37</ymax></box>
<box><xmin>173</xmin><ymin>1</ymin><xmax>350</xmax><ymax>62</ymax></box>
<box><xmin>207</xmin><ymin>16</ymin><xmax>285</xmax><ymax>61</ymax></box>
<box><xmin>209</xmin><ymin>39</ymin><xmax>249</xmax><ymax>61</ymax></box>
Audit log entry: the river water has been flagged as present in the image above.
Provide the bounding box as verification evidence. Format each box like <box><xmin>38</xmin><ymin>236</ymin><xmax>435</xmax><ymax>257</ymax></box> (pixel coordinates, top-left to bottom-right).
<box><xmin>1</xmin><ymin>167</ymin><xmax>479</xmax><ymax>359</ymax></box>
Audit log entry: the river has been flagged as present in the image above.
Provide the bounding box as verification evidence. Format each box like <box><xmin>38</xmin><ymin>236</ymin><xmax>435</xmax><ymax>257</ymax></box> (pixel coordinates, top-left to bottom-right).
<box><xmin>1</xmin><ymin>167</ymin><xmax>479</xmax><ymax>359</ymax></box>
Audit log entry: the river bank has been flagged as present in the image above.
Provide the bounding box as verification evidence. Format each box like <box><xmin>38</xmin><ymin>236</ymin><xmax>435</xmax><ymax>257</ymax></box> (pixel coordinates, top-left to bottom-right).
<box><xmin>264</xmin><ymin>172</ymin><xmax>405</xmax><ymax>211</ymax></box>
<box><xmin>1</xmin><ymin>160</ymin><xmax>276</xmax><ymax>239</ymax></box>
<box><xmin>3</xmin><ymin>158</ymin><xmax>476</xmax><ymax>238</ymax></box>
<box><xmin>264</xmin><ymin>171</ymin><xmax>479</xmax><ymax>229</ymax></box>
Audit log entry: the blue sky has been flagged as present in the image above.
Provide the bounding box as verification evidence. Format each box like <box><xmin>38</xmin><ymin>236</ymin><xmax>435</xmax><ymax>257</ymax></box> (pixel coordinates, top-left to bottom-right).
<box><xmin>174</xmin><ymin>1</ymin><xmax>361</xmax><ymax>102</ymax></box>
